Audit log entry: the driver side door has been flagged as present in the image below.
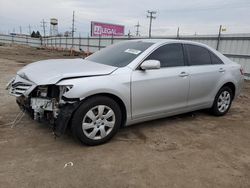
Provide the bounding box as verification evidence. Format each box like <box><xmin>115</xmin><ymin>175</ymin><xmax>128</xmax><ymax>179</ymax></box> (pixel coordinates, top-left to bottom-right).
<box><xmin>131</xmin><ymin>43</ymin><xmax>190</xmax><ymax>119</ymax></box>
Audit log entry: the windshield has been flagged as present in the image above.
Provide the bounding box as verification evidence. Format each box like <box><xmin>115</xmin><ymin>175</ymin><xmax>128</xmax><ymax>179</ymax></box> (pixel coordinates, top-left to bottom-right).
<box><xmin>86</xmin><ymin>41</ymin><xmax>153</xmax><ymax>67</ymax></box>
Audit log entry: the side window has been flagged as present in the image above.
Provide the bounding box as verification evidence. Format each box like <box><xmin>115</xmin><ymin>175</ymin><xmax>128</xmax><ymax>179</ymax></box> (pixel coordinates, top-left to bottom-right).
<box><xmin>210</xmin><ymin>52</ymin><xmax>224</xmax><ymax>64</ymax></box>
<box><xmin>146</xmin><ymin>43</ymin><xmax>185</xmax><ymax>67</ymax></box>
<box><xmin>186</xmin><ymin>44</ymin><xmax>211</xmax><ymax>66</ymax></box>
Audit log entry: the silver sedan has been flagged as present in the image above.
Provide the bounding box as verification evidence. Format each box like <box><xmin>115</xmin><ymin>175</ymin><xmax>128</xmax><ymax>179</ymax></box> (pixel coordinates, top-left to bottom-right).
<box><xmin>7</xmin><ymin>39</ymin><xmax>244</xmax><ymax>145</ymax></box>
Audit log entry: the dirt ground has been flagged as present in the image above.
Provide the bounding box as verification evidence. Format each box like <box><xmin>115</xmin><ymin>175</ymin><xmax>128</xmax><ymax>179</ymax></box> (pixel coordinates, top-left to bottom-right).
<box><xmin>0</xmin><ymin>44</ymin><xmax>250</xmax><ymax>188</ymax></box>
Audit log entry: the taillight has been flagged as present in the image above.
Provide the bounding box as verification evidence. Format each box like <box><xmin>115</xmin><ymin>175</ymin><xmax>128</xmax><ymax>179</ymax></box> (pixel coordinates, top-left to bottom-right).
<box><xmin>240</xmin><ymin>67</ymin><xmax>244</xmax><ymax>75</ymax></box>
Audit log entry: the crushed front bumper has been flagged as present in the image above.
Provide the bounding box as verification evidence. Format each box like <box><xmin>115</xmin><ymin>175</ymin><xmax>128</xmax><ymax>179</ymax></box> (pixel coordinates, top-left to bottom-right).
<box><xmin>7</xmin><ymin>75</ymin><xmax>81</xmax><ymax>136</ymax></box>
<box><xmin>16</xmin><ymin>96</ymin><xmax>81</xmax><ymax>136</ymax></box>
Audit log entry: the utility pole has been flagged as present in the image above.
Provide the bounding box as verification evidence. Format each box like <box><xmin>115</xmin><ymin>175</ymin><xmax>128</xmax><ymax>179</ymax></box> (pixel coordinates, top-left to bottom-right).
<box><xmin>128</xmin><ymin>30</ymin><xmax>131</xmax><ymax>38</ymax></box>
<box><xmin>71</xmin><ymin>11</ymin><xmax>76</xmax><ymax>48</ymax></box>
<box><xmin>19</xmin><ymin>26</ymin><xmax>22</xmax><ymax>34</ymax></box>
<box><xmin>71</xmin><ymin>11</ymin><xmax>76</xmax><ymax>38</ymax></box>
<box><xmin>135</xmin><ymin>21</ymin><xmax>141</xmax><ymax>37</ymax></box>
<box><xmin>28</xmin><ymin>25</ymin><xmax>31</xmax><ymax>35</ymax></box>
<box><xmin>177</xmin><ymin>27</ymin><xmax>180</xmax><ymax>39</ymax></box>
<box><xmin>40</xmin><ymin>19</ymin><xmax>47</xmax><ymax>37</ymax></box>
<box><xmin>147</xmin><ymin>10</ymin><xmax>156</xmax><ymax>38</ymax></box>
<box><xmin>216</xmin><ymin>25</ymin><xmax>222</xmax><ymax>50</ymax></box>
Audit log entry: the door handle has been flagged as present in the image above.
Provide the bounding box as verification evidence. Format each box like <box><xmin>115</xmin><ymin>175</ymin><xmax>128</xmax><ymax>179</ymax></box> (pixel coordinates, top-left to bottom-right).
<box><xmin>219</xmin><ymin>68</ymin><xmax>225</xmax><ymax>73</ymax></box>
<box><xmin>179</xmin><ymin>72</ymin><xmax>189</xmax><ymax>77</ymax></box>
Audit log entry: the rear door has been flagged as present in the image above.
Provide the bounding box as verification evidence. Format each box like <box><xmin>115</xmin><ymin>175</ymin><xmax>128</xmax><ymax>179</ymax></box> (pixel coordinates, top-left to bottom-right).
<box><xmin>184</xmin><ymin>44</ymin><xmax>225</xmax><ymax>108</ymax></box>
<box><xmin>131</xmin><ymin>43</ymin><xmax>190</xmax><ymax>119</ymax></box>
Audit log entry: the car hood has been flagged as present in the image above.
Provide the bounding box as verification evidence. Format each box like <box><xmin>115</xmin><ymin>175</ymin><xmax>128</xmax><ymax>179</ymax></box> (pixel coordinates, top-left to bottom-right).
<box><xmin>17</xmin><ymin>58</ymin><xmax>118</xmax><ymax>85</ymax></box>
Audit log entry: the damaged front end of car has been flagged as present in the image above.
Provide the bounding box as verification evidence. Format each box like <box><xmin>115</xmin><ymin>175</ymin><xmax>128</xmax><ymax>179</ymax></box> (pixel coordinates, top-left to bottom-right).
<box><xmin>6</xmin><ymin>74</ymin><xmax>80</xmax><ymax>136</ymax></box>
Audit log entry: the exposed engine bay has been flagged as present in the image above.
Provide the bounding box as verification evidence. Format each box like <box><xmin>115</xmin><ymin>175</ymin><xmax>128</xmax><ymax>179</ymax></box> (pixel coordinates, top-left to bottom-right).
<box><xmin>18</xmin><ymin>85</ymin><xmax>61</xmax><ymax>121</ymax></box>
<box><xmin>7</xmin><ymin>76</ymin><xmax>80</xmax><ymax>135</ymax></box>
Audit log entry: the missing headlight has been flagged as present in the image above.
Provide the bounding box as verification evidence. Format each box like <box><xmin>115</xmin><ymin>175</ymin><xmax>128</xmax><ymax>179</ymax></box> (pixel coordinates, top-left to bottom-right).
<box><xmin>60</xmin><ymin>85</ymin><xmax>73</xmax><ymax>95</ymax></box>
<box><xmin>37</xmin><ymin>86</ymin><xmax>48</xmax><ymax>97</ymax></box>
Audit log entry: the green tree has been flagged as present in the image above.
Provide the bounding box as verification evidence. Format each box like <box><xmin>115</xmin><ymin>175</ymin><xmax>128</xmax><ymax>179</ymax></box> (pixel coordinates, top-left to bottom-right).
<box><xmin>36</xmin><ymin>31</ymin><xmax>41</xmax><ymax>38</ymax></box>
<box><xmin>31</xmin><ymin>31</ymin><xmax>36</xmax><ymax>37</ymax></box>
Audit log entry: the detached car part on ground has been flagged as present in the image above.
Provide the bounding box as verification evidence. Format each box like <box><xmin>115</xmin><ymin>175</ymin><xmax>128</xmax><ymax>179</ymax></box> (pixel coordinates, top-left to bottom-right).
<box><xmin>6</xmin><ymin>39</ymin><xmax>244</xmax><ymax>146</ymax></box>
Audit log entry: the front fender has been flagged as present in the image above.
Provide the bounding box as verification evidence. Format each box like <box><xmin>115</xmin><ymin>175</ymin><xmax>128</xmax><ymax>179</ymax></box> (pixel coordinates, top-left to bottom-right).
<box><xmin>57</xmin><ymin>71</ymin><xmax>131</xmax><ymax>120</ymax></box>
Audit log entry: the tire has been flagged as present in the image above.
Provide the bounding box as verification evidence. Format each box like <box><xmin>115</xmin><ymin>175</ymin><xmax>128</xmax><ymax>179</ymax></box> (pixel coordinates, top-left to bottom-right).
<box><xmin>210</xmin><ymin>86</ymin><xmax>233</xmax><ymax>116</ymax></box>
<box><xmin>71</xmin><ymin>96</ymin><xmax>122</xmax><ymax>146</ymax></box>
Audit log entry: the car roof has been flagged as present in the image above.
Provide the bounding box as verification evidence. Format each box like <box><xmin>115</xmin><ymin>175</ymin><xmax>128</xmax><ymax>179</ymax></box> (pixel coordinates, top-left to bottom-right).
<box><xmin>131</xmin><ymin>38</ymin><xmax>206</xmax><ymax>46</ymax></box>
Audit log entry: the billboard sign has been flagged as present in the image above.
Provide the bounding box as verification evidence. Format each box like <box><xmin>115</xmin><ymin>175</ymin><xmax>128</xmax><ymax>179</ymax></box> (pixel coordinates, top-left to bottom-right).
<box><xmin>91</xmin><ymin>21</ymin><xmax>125</xmax><ymax>37</ymax></box>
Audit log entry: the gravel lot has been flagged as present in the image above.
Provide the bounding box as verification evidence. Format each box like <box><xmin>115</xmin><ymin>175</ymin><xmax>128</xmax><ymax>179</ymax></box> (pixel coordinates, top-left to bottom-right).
<box><xmin>0</xmin><ymin>44</ymin><xmax>250</xmax><ymax>188</ymax></box>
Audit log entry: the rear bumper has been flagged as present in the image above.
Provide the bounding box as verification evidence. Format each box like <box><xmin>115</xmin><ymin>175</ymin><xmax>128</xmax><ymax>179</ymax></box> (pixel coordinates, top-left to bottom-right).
<box><xmin>235</xmin><ymin>76</ymin><xmax>244</xmax><ymax>98</ymax></box>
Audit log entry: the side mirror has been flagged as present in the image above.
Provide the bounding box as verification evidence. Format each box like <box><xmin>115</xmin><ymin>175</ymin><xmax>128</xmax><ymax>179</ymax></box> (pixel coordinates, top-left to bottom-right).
<box><xmin>140</xmin><ymin>60</ymin><xmax>161</xmax><ymax>70</ymax></box>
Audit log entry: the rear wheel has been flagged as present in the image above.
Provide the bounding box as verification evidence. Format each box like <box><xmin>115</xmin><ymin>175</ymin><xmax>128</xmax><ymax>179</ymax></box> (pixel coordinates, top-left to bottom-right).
<box><xmin>71</xmin><ymin>96</ymin><xmax>122</xmax><ymax>146</ymax></box>
<box><xmin>210</xmin><ymin>86</ymin><xmax>233</xmax><ymax>116</ymax></box>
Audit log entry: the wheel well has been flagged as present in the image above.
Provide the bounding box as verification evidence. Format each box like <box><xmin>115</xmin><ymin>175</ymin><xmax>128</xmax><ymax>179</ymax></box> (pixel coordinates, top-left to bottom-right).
<box><xmin>222</xmin><ymin>82</ymin><xmax>236</xmax><ymax>100</ymax></box>
<box><xmin>84</xmin><ymin>93</ymin><xmax>127</xmax><ymax>127</ymax></box>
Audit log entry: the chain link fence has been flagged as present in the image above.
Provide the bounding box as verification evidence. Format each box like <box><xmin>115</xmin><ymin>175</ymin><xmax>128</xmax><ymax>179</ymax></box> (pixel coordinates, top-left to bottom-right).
<box><xmin>0</xmin><ymin>33</ymin><xmax>249</xmax><ymax>78</ymax></box>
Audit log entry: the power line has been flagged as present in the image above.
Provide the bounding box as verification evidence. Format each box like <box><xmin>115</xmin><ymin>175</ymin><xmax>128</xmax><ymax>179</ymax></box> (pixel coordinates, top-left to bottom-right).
<box><xmin>147</xmin><ymin>10</ymin><xmax>156</xmax><ymax>38</ymax></box>
<box><xmin>135</xmin><ymin>21</ymin><xmax>141</xmax><ymax>36</ymax></box>
<box><xmin>40</xmin><ymin>19</ymin><xmax>47</xmax><ymax>37</ymax></box>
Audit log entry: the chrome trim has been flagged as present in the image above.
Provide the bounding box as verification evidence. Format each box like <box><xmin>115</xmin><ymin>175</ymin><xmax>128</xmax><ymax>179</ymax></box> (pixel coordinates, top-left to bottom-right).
<box><xmin>7</xmin><ymin>75</ymin><xmax>36</xmax><ymax>97</ymax></box>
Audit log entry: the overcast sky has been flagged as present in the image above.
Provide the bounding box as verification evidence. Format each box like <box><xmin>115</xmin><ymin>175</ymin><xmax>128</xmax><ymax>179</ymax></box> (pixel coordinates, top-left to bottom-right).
<box><xmin>0</xmin><ymin>0</ymin><xmax>250</xmax><ymax>36</ymax></box>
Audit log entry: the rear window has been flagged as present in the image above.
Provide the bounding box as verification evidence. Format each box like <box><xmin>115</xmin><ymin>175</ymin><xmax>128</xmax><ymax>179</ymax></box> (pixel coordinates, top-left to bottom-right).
<box><xmin>210</xmin><ymin>52</ymin><xmax>224</xmax><ymax>64</ymax></box>
<box><xmin>186</xmin><ymin>44</ymin><xmax>211</xmax><ymax>66</ymax></box>
<box><xmin>87</xmin><ymin>41</ymin><xmax>153</xmax><ymax>67</ymax></box>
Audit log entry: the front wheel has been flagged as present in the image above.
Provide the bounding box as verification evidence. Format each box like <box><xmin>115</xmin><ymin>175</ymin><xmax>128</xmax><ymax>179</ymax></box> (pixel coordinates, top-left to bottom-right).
<box><xmin>210</xmin><ymin>86</ymin><xmax>233</xmax><ymax>116</ymax></box>
<box><xmin>71</xmin><ymin>96</ymin><xmax>122</xmax><ymax>146</ymax></box>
